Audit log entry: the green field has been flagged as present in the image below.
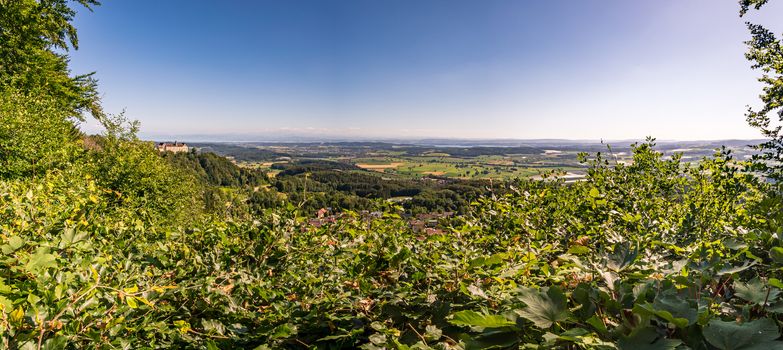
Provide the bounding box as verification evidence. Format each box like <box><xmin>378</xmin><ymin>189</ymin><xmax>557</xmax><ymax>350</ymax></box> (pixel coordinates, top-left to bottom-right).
<box><xmin>350</xmin><ymin>154</ymin><xmax>587</xmax><ymax>180</ymax></box>
<box><xmin>237</xmin><ymin>151</ymin><xmax>590</xmax><ymax>180</ymax></box>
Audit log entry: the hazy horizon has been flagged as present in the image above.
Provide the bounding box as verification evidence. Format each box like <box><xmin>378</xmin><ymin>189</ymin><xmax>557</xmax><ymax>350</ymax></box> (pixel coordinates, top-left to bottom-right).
<box><xmin>71</xmin><ymin>1</ymin><xmax>783</xmax><ymax>140</ymax></box>
<box><xmin>141</xmin><ymin>132</ymin><xmax>766</xmax><ymax>144</ymax></box>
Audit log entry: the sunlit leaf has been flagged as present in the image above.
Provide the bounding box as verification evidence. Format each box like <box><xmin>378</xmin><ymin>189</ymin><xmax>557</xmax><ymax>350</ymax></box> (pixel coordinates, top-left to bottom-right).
<box><xmin>449</xmin><ymin>310</ymin><xmax>515</xmax><ymax>328</ymax></box>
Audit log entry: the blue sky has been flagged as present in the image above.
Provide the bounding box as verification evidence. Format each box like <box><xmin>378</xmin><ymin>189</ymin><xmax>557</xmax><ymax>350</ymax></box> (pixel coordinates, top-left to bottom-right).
<box><xmin>70</xmin><ymin>1</ymin><xmax>783</xmax><ymax>140</ymax></box>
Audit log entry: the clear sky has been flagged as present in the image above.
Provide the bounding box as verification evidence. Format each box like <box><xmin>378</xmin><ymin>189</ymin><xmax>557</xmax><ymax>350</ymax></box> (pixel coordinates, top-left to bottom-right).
<box><xmin>70</xmin><ymin>1</ymin><xmax>783</xmax><ymax>141</ymax></box>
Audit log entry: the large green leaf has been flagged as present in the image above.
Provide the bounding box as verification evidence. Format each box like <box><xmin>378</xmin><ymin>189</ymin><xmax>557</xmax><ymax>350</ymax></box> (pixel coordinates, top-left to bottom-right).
<box><xmin>25</xmin><ymin>247</ymin><xmax>57</xmax><ymax>273</ymax></box>
<box><xmin>770</xmin><ymin>247</ymin><xmax>783</xmax><ymax>264</ymax></box>
<box><xmin>653</xmin><ymin>294</ymin><xmax>696</xmax><ymax>324</ymax></box>
<box><xmin>717</xmin><ymin>261</ymin><xmax>758</xmax><ymax>276</ymax></box>
<box><xmin>632</xmin><ymin>293</ymin><xmax>697</xmax><ymax>328</ymax></box>
<box><xmin>463</xmin><ymin>329</ymin><xmax>519</xmax><ymax>350</ymax></box>
<box><xmin>270</xmin><ymin>323</ymin><xmax>298</xmax><ymax>339</ymax></box>
<box><xmin>449</xmin><ymin>310</ymin><xmax>516</xmax><ymax>328</ymax></box>
<box><xmin>515</xmin><ymin>286</ymin><xmax>570</xmax><ymax>328</ymax></box>
<box><xmin>0</xmin><ymin>236</ymin><xmax>24</xmax><ymax>254</ymax></box>
<box><xmin>703</xmin><ymin>318</ymin><xmax>783</xmax><ymax>350</ymax></box>
<box><xmin>723</xmin><ymin>238</ymin><xmax>748</xmax><ymax>250</ymax></box>
<box><xmin>734</xmin><ymin>278</ymin><xmax>779</xmax><ymax>306</ymax></box>
<box><xmin>551</xmin><ymin>328</ymin><xmax>617</xmax><ymax>349</ymax></box>
<box><xmin>618</xmin><ymin>327</ymin><xmax>682</xmax><ymax>350</ymax></box>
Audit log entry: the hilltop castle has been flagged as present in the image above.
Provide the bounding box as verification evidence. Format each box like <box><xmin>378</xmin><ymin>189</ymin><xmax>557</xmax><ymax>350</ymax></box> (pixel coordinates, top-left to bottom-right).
<box><xmin>155</xmin><ymin>141</ymin><xmax>190</xmax><ymax>153</ymax></box>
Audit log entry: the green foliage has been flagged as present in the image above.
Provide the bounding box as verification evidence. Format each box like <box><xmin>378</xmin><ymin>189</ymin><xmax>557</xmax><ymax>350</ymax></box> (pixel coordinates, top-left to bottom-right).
<box><xmin>703</xmin><ymin>318</ymin><xmax>783</xmax><ymax>350</ymax></box>
<box><xmin>0</xmin><ymin>88</ymin><xmax>81</xmax><ymax>179</ymax></box>
<box><xmin>734</xmin><ymin>278</ymin><xmax>779</xmax><ymax>306</ymax></box>
<box><xmin>4</xmin><ymin>0</ymin><xmax>783</xmax><ymax>348</ymax></box>
<box><xmin>740</xmin><ymin>0</ymin><xmax>769</xmax><ymax>16</ymax></box>
<box><xmin>83</xmin><ymin>123</ymin><xmax>202</xmax><ymax>225</ymax></box>
<box><xmin>272</xmin><ymin>163</ymin><xmax>499</xmax><ymax>214</ymax></box>
<box><xmin>514</xmin><ymin>287</ymin><xmax>569</xmax><ymax>328</ymax></box>
<box><xmin>4</xmin><ymin>138</ymin><xmax>782</xmax><ymax>348</ymax></box>
<box><xmin>618</xmin><ymin>328</ymin><xmax>681</xmax><ymax>350</ymax></box>
<box><xmin>162</xmin><ymin>150</ymin><xmax>271</xmax><ymax>218</ymax></box>
<box><xmin>741</xmin><ymin>0</ymin><xmax>783</xmax><ymax>184</ymax></box>
<box><xmin>449</xmin><ymin>310</ymin><xmax>515</xmax><ymax>328</ymax></box>
<box><xmin>0</xmin><ymin>170</ymin><xmax>172</xmax><ymax>348</ymax></box>
<box><xmin>0</xmin><ymin>0</ymin><xmax>104</xmax><ymax>121</ymax></box>
<box><xmin>163</xmin><ymin>151</ymin><xmax>267</xmax><ymax>188</ymax></box>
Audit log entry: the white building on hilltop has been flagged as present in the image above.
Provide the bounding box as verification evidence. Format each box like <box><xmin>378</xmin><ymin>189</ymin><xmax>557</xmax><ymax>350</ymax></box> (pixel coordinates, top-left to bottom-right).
<box><xmin>155</xmin><ymin>141</ymin><xmax>190</xmax><ymax>153</ymax></box>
